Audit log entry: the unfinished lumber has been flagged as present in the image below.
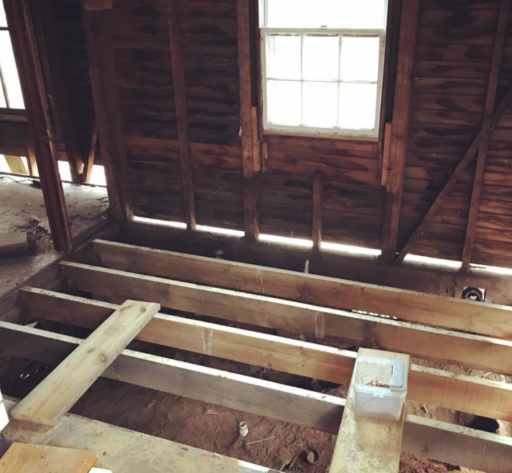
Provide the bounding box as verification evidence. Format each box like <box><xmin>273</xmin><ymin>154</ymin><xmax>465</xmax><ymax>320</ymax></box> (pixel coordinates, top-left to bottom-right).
<box><xmin>1</xmin><ymin>322</ymin><xmax>512</xmax><ymax>473</ymax></box>
<box><xmin>10</xmin><ymin>300</ymin><xmax>160</xmax><ymax>426</ymax></box>
<box><xmin>3</xmin><ymin>155</ymin><xmax>28</xmax><ymax>175</ymax></box>
<box><xmin>93</xmin><ymin>240</ymin><xmax>512</xmax><ymax>339</ymax></box>
<box><xmin>461</xmin><ymin>0</ymin><xmax>512</xmax><ymax>270</ymax></box>
<box><xmin>21</xmin><ymin>288</ymin><xmax>512</xmax><ymax>421</ymax></box>
<box><xmin>0</xmin><ymin>443</ymin><xmax>98</xmax><ymax>473</ymax></box>
<box><xmin>330</xmin><ymin>349</ymin><xmax>409</xmax><ymax>473</ymax></box>
<box><xmin>2</xmin><ymin>398</ymin><xmax>280</xmax><ymax>473</ymax></box>
<box><xmin>0</xmin><ymin>232</ymin><xmax>35</xmax><ymax>258</ymax></box>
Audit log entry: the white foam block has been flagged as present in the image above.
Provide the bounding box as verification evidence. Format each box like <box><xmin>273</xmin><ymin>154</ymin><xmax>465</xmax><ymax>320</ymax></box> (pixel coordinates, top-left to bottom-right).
<box><xmin>89</xmin><ymin>469</ymin><xmax>113</xmax><ymax>473</ymax></box>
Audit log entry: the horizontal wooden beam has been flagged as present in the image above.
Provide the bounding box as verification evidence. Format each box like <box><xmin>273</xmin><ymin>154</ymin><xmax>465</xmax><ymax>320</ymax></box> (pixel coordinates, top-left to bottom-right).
<box><xmin>2</xmin><ymin>397</ymin><xmax>281</xmax><ymax>473</ymax></box>
<box><xmin>1</xmin><ymin>322</ymin><xmax>511</xmax><ymax>473</ymax></box>
<box><xmin>21</xmin><ymin>288</ymin><xmax>512</xmax><ymax>421</ymax></box>
<box><xmin>94</xmin><ymin>240</ymin><xmax>512</xmax><ymax>339</ymax></box>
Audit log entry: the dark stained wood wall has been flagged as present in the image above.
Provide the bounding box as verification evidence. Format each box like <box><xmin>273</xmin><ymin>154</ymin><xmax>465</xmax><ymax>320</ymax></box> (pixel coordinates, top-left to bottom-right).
<box><xmin>400</xmin><ymin>0</ymin><xmax>512</xmax><ymax>265</ymax></box>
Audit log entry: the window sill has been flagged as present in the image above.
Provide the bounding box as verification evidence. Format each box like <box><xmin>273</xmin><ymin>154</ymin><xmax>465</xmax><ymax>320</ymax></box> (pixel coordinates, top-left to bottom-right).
<box><xmin>262</xmin><ymin>129</ymin><xmax>379</xmax><ymax>144</ymax></box>
<box><xmin>0</xmin><ymin>108</ymin><xmax>27</xmax><ymax>123</ymax></box>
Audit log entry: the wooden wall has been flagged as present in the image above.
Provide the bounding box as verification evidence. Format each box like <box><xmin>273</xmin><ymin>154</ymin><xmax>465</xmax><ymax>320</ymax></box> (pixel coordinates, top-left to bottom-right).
<box><xmin>400</xmin><ymin>0</ymin><xmax>512</xmax><ymax>266</ymax></box>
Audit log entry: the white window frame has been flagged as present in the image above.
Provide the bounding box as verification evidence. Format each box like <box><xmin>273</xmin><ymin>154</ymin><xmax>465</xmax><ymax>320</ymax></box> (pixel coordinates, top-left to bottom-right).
<box><xmin>260</xmin><ymin>5</ymin><xmax>387</xmax><ymax>139</ymax></box>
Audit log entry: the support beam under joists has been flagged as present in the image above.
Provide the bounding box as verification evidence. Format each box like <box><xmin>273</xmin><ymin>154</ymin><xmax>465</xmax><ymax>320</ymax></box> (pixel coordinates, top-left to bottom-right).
<box><xmin>168</xmin><ymin>0</ymin><xmax>196</xmax><ymax>231</ymax></box>
<box><xmin>4</xmin><ymin>0</ymin><xmax>72</xmax><ymax>252</ymax></box>
<box><xmin>330</xmin><ymin>349</ymin><xmax>409</xmax><ymax>473</ymax></box>
<box><xmin>82</xmin><ymin>123</ymin><xmax>98</xmax><ymax>184</ymax></box>
<box><xmin>381</xmin><ymin>0</ymin><xmax>419</xmax><ymax>261</ymax></box>
<box><xmin>312</xmin><ymin>173</ymin><xmax>323</xmax><ymax>251</ymax></box>
<box><xmin>396</xmin><ymin>83</ymin><xmax>512</xmax><ymax>264</ymax></box>
<box><xmin>81</xmin><ymin>0</ymin><xmax>131</xmax><ymax>223</ymax></box>
<box><xmin>461</xmin><ymin>0</ymin><xmax>512</xmax><ymax>270</ymax></box>
<box><xmin>237</xmin><ymin>0</ymin><xmax>259</xmax><ymax>240</ymax></box>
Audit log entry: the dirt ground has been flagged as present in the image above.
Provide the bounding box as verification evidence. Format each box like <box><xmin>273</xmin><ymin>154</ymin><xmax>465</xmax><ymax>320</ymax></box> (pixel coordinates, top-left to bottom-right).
<box><xmin>1</xmin><ymin>314</ymin><xmax>507</xmax><ymax>473</ymax></box>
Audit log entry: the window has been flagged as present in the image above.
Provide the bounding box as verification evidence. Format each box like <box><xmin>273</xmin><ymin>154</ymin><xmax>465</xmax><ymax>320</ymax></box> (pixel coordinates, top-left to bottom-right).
<box><xmin>0</xmin><ymin>0</ymin><xmax>24</xmax><ymax>109</ymax></box>
<box><xmin>260</xmin><ymin>0</ymin><xmax>388</xmax><ymax>138</ymax></box>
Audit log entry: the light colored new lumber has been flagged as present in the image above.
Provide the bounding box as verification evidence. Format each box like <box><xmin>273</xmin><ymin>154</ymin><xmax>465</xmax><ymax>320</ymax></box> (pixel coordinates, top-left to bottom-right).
<box><xmin>21</xmin><ymin>288</ymin><xmax>512</xmax><ymax>421</ymax></box>
<box><xmin>330</xmin><ymin>349</ymin><xmax>409</xmax><ymax>472</ymax></box>
<box><xmin>61</xmin><ymin>260</ymin><xmax>512</xmax><ymax>372</ymax></box>
<box><xmin>93</xmin><ymin>240</ymin><xmax>512</xmax><ymax>339</ymax></box>
<box><xmin>1</xmin><ymin>398</ymin><xmax>280</xmax><ymax>473</ymax></box>
<box><xmin>1</xmin><ymin>323</ymin><xmax>511</xmax><ymax>473</ymax></box>
<box><xmin>3</xmin><ymin>155</ymin><xmax>28</xmax><ymax>175</ymax></box>
<box><xmin>11</xmin><ymin>300</ymin><xmax>160</xmax><ymax>426</ymax></box>
<box><xmin>0</xmin><ymin>443</ymin><xmax>98</xmax><ymax>473</ymax></box>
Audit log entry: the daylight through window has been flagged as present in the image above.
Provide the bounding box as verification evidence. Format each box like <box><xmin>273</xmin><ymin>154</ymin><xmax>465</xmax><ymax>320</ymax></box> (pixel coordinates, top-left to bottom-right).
<box><xmin>260</xmin><ymin>0</ymin><xmax>388</xmax><ymax>137</ymax></box>
<box><xmin>0</xmin><ymin>0</ymin><xmax>25</xmax><ymax>109</ymax></box>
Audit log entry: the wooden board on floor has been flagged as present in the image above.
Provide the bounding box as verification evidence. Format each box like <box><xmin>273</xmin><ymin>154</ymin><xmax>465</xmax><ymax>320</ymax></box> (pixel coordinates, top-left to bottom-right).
<box><xmin>0</xmin><ymin>232</ymin><xmax>34</xmax><ymax>258</ymax></box>
<box><xmin>330</xmin><ymin>349</ymin><xmax>409</xmax><ymax>473</ymax></box>
<box><xmin>0</xmin><ymin>443</ymin><xmax>98</xmax><ymax>473</ymax></box>
<box><xmin>10</xmin><ymin>300</ymin><xmax>160</xmax><ymax>426</ymax></box>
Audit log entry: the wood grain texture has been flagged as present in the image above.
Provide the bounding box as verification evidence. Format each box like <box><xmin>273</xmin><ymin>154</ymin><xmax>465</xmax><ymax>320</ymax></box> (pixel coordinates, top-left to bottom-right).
<box><xmin>0</xmin><ymin>443</ymin><xmax>98</xmax><ymax>473</ymax></box>
<box><xmin>11</xmin><ymin>300</ymin><xmax>160</xmax><ymax>426</ymax></box>
<box><xmin>21</xmin><ymin>287</ymin><xmax>512</xmax><ymax>421</ymax></box>
<box><xmin>2</xmin><ymin>324</ymin><xmax>512</xmax><ymax>473</ymax></box>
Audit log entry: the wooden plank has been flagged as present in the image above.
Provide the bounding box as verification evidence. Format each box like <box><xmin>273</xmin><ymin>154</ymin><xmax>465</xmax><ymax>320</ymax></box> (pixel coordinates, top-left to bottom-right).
<box><xmin>81</xmin><ymin>4</ymin><xmax>131</xmax><ymax>223</ymax></box>
<box><xmin>330</xmin><ymin>349</ymin><xmax>409</xmax><ymax>473</ymax></box>
<box><xmin>312</xmin><ymin>172</ymin><xmax>323</xmax><ymax>250</ymax></box>
<box><xmin>0</xmin><ymin>443</ymin><xmax>98</xmax><ymax>473</ymax></box>
<box><xmin>3</xmin><ymin>155</ymin><xmax>27</xmax><ymax>174</ymax></box>
<box><xmin>1</xmin><ymin>323</ymin><xmax>512</xmax><ymax>473</ymax></box>
<box><xmin>4</xmin><ymin>0</ymin><xmax>72</xmax><ymax>252</ymax></box>
<box><xmin>2</xmin><ymin>399</ymin><xmax>280</xmax><ymax>473</ymax></box>
<box><xmin>461</xmin><ymin>0</ymin><xmax>512</xmax><ymax>270</ymax></box>
<box><xmin>22</xmin><ymin>288</ymin><xmax>512</xmax><ymax>421</ymax></box>
<box><xmin>93</xmin><ymin>240</ymin><xmax>512</xmax><ymax>339</ymax></box>
<box><xmin>82</xmin><ymin>123</ymin><xmax>98</xmax><ymax>184</ymax></box>
<box><xmin>11</xmin><ymin>300</ymin><xmax>160</xmax><ymax>426</ymax></box>
<box><xmin>251</xmin><ymin>106</ymin><xmax>261</xmax><ymax>172</ymax></box>
<box><xmin>168</xmin><ymin>0</ymin><xmax>196</xmax><ymax>231</ymax></box>
<box><xmin>381</xmin><ymin>0</ymin><xmax>419</xmax><ymax>260</ymax></box>
<box><xmin>236</xmin><ymin>0</ymin><xmax>258</xmax><ymax>240</ymax></box>
<box><xmin>396</xmin><ymin>83</ymin><xmax>512</xmax><ymax>263</ymax></box>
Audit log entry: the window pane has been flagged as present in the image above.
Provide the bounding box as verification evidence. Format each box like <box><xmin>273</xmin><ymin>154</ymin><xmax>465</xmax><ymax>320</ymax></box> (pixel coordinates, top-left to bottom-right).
<box><xmin>267</xmin><ymin>80</ymin><xmax>301</xmax><ymax>126</ymax></box>
<box><xmin>341</xmin><ymin>36</ymin><xmax>380</xmax><ymax>83</ymax></box>
<box><xmin>303</xmin><ymin>35</ymin><xmax>339</xmax><ymax>81</ymax></box>
<box><xmin>0</xmin><ymin>0</ymin><xmax>6</xmax><ymax>28</ymax></box>
<box><xmin>341</xmin><ymin>0</ymin><xmax>387</xmax><ymax>29</ymax></box>
<box><xmin>266</xmin><ymin>34</ymin><xmax>301</xmax><ymax>80</ymax></box>
<box><xmin>302</xmin><ymin>0</ymin><xmax>343</xmax><ymax>28</ymax></box>
<box><xmin>303</xmin><ymin>82</ymin><xmax>338</xmax><ymax>128</ymax></box>
<box><xmin>0</xmin><ymin>32</ymin><xmax>24</xmax><ymax>109</ymax></box>
<box><xmin>266</xmin><ymin>0</ymin><xmax>305</xmax><ymax>27</ymax></box>
<box><xmin>339</xmin><ymin>83</ymin><xmax>377</xmax><ymax>130</ymax></box>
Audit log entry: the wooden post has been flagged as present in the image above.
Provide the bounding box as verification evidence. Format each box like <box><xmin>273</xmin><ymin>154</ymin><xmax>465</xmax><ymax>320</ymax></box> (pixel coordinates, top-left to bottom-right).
<box><xmin>461</xmin><ymin>0</ymin><xmax>511</xmax><ymax>270</ymax></box>
<box><xmin>312</xmin><ymin>173</ymin><xmax>323</xmax><ymax>251</ymax></box>
<box><xmin>3</xmin><ymin>0</ymin><xmax>72</xmax><ymax>252</ymax></box>
<box><xmin>168</xmin><ymin>0</ymin><xmax>196</xmax><ymax>231</ymax></box>
<box><xmin>380</xmin><ymin>0</ymin><xmax>419</xmax><ymax>261</ymax></box>
<box><xmin>81</xmin><ymin>0</ymin><xmax>132</xmax><ymax>223</ymax></box>
<box><xmin>82</xmin><ymin>123</ymin><xmax>98</xmax><ymax>184</ymax></box>
<box><xmin>237</xmin><ymin>0</ymin><xmax>259</xmax><ymax>240</ymax></box>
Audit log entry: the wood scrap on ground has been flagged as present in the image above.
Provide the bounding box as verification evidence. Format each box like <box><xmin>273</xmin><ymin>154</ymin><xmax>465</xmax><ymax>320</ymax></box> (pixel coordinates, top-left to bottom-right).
<box><xmin>0</xmin><ymin>232</ymin><xmax>36</xmax><ymax>258</ymax></box>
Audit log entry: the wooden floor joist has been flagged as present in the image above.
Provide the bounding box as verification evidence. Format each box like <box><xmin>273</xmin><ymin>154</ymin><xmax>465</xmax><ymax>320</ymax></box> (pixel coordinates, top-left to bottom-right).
<box><xmin>93</xmin><ymin>240</ymin><xmax>512</xmax><ymax>339</ymax></box>
<box><xmin>11</xmin><ymin>300</ymin><xmax>160</xmax><ymax>426</ymax></box>
<box><xmin>330</xmin><ymin>349</ymin><xmax>409</xmax><ymax>473</ymax></box>
<box><xmin>1</xmin><ymin>322</ymin><xmax>511</xmax><ymax>473</ymax></box>
<box><xmin>21</xmin><ymin>288</ymin><xmax>512</xmax><ymax>421</ymax></box>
